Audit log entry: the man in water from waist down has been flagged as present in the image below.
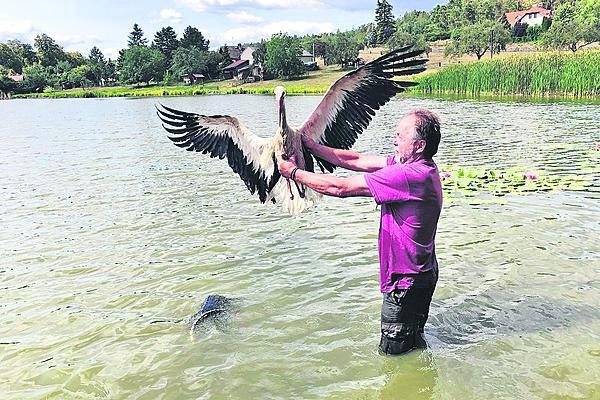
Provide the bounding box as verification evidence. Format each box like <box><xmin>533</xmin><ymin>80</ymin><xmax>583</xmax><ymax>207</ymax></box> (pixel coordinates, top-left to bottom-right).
<box><xmin>277</xmin><ymin>109</ymin><xmax>443</xmax><ymax>355</ymax></box>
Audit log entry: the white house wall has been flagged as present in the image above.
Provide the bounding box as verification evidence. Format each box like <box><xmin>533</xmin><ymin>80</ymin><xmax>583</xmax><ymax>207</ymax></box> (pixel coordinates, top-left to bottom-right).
<box><xmin>240</xmin><ymin>48</ymin><xmax>255</xmax><ymax>65</ymax></box>
<box><xmin>521</xmin><ymin>12</ymin><xmax>544</xmax><ymax>26</ymax></box>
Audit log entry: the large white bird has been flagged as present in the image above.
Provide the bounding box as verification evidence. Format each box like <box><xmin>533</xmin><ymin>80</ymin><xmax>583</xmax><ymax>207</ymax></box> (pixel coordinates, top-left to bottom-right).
<box><xmin>157</xmin><ymin>45</ymin><xmax>426</xmax><ymax>214</ymax></box>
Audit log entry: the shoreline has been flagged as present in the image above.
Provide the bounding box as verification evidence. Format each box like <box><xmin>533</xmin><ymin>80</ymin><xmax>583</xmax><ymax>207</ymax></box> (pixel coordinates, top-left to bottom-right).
<box><xmin>11</xmin><ymin>85</ymin><xmax>331</xmax><ymax>99</ymax></box>
<box><xmin>11</xmin><ymin>87</ymin><xmax>600</xmax><ymax>105</ymax></box>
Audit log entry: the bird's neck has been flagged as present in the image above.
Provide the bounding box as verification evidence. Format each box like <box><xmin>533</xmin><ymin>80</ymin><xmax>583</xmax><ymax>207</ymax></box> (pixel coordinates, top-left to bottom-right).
<box><xmin>278</xmin><ymin>102</ymin><xmax>288</xmax><ymax>130</ymax></box>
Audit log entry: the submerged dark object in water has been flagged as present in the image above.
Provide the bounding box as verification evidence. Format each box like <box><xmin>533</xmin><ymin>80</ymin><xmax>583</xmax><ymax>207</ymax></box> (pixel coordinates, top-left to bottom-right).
<box><xmin>189</xmin><ymin>294</ymin><xmax>235</xmax><ymax>333</ymax></box>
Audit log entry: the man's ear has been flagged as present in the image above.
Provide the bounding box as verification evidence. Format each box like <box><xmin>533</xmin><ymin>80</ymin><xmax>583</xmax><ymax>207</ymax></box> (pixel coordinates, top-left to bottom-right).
<box><xmin>414</xmin><ymin>139</ymin><xmax>426</xmax><ymax>155</ymax></box>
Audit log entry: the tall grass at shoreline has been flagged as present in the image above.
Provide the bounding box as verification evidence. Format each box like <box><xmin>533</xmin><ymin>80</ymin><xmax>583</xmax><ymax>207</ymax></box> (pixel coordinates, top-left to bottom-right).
<box><xmin>13</xmin><ymin>83</ymin><xmax>331</xmax><ymax>99</ymax></box>
<box><xmin>415</xmin><ymin>50</ymin><xmax>600</xmax><ymax>98</ymax></box>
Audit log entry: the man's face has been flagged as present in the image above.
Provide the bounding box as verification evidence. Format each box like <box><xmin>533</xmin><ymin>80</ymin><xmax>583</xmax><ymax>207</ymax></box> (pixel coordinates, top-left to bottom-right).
<box><xmin>393</xmin><ymin>114</ymin><xmax>423</xmax><ymax>163</ymax></box>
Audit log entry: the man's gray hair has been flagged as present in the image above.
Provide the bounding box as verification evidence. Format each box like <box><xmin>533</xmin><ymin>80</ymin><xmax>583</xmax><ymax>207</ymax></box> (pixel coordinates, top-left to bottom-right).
<box><xmin>410</xmin><ymin>109</ymin><xmax>441</xmax><ymax>158</ymax></box>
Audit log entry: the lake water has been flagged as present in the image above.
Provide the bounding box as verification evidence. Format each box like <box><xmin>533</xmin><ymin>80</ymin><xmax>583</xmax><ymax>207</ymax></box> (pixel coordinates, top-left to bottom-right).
<box><xmin>0</xmin><ymin>95</ymin><xmax>599</xmax><ymax>399</ymax></box>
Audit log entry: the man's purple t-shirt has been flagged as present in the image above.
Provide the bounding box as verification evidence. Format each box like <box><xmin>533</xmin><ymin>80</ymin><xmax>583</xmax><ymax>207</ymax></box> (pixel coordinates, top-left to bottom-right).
<box><xmin>364</xmin><ymin>156</ymin><xmax>442</xmax><ymax>293</ymax></box>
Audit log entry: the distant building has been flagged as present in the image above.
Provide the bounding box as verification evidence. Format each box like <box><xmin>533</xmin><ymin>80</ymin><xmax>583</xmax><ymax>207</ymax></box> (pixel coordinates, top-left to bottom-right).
<box><xmin>224</xmin><ymin>44</ymin><xmax>245</xmax><ymax>61</ymax></box>
<box><xmin>504</xmin><ymin>5</ymin><xmax>552</xmax><ymax>28</ymax></box>
<box><xmin>8</xmin><ymin>74</ymin><xmax>24</xmax><ymax>82</ymax></box>
<box><xmin>222</xmin><ymin>59</ymin><xmax>250</xmax><ymax>80</ymax></box>
<box><xmin>299</xmin><ymin>50</ymin><xmax>314</xmax><ymax>65</ymax></box>
<box><xmin>182</xmin><ymin>73</ymin><xmax>205</xmax><ymax>85</ymax></box>
<box><xmin>240</xmin><ymin>47</ymin><xmax>256</xmax><ymax>65</ymax></box>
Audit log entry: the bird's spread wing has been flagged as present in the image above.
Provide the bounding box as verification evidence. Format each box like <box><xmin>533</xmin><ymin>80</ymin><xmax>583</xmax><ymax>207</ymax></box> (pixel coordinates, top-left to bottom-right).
<box><xmin>157</xmin><ymin>104</ymin><xmax>279</xmax><ymax>203</ymax></box>
<box><xmin>298</xmin><ymin>45</ymin><xmax>427</xmax><ymax>172</ymax></box>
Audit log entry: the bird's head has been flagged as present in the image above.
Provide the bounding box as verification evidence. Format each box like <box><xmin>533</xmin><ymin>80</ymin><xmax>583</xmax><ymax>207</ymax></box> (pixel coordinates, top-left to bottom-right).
<box><xmin>274</xmin><ymin>86</ymin><xmax>286</xmax><ymax>107</ymax></box>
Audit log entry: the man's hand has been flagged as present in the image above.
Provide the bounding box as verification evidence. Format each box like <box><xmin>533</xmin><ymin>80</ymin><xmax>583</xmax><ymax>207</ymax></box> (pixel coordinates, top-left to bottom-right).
<box><xmin>276</xmin><ymin>154</ymin><xmax>297</xmax><ymax>178</ymax></box>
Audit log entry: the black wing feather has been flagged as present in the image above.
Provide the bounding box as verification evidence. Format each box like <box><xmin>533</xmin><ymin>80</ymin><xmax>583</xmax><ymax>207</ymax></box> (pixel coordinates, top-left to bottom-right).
<box><xmin>157</xmin><ymin>104</ymin><xmax>273</xmax><ymax>203</ymax></box>
<box><xmin>300</xmin><ymin>45</ymin><xmax>427</xmax><ymax>171</ymax></box>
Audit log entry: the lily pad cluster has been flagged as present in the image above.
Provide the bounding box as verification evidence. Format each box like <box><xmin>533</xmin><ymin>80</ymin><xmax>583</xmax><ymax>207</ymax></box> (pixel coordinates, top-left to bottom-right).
<box><xmin>439</xmin><ymin>164</ymin><xmax>596</xmax><ymax>196</ymax></box>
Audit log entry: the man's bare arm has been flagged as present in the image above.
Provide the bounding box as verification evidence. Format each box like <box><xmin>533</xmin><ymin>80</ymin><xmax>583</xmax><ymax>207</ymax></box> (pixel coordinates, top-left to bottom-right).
<box><xmin>278</xmin><ymin>155</ymin><xmax>372</xmax><ymax>198</ymax></box>
<box><xmin>304</xmin><ymin>136</ymin><xmax>387</xmax><ymax>173</ymax></box>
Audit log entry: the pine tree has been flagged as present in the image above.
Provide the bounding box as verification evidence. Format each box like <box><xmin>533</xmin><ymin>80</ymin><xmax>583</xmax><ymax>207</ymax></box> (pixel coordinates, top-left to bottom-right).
<box><xmin>128</xmin><ymin>23</ymin><xmax>148</xmax><ymax>47</ymax></box>
<box><xmin>89</xmin><ymin>46</ymin><xmax>105</xmax><ymax>64</ymax></box>
<box><xmin>180</xmin><ymin>26</ymin><xmax>210</xmax><ymax>51</ymax></box>
<box><xmin>88</xmin><ymin>46</ymin><xmax>106</xmax><ymax>85</ymax></box>
<box><xmin>152</xmin><ymin>26</ymin><xmax>179</xmax><ymax>65</ymax></box>
<box><xmin>375</xmin><ymin>0</ymin><xmax>396</xmax><ymax>44</ymax></box>
<box><xmin>365</xmin><ymin>23</ymin><xmax>378</xmax><ymax>47</ymax></box>
<box><xmin>218</xmin><ymin>46</ymin><xmax>232</xmax><ymax>68</ymax></box>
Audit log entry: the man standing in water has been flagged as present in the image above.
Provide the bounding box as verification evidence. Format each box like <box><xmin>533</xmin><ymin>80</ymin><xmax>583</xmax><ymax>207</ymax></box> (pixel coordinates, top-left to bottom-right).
<box><xmin>277</xmin><ymin>109</ymin><xmax>442</xmax><ymax>355</ymax></box>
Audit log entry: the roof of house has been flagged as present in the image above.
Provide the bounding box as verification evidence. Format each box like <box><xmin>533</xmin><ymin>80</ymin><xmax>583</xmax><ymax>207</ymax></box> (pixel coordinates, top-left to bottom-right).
<box><xmin>300</xmin><ymin>50</ymin><xmax>313</xmax><ymax>57</ymax></box>
<box><xmin>226</xmin><ymin>45</ymin><xmax>245</xmax><ymax>60</ymax></box>
<box><xmin>505</xmin><ymin>5</ymin><xmax>551</xmax><ymax>26</ymax></box>
<box><xmin>181</xmin><ymin>73</ymin><xmax>205</xmax><ymax>78</ymax></box>
<box><xmin>222</xmin><ymin>59</ymin><xmax>249</xmax><ymax>71</ymax></box>
<box><xmin>8</xmin><ymin>74</ymin><xmax>24</xmax><ymax>82</ymax></box>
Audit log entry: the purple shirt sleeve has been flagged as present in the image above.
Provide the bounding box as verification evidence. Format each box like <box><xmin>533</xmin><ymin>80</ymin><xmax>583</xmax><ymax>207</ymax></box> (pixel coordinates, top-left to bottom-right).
<box><xmin>364</xmin><ymin>157</ymin><xmax>412</xmax><ymax>204</ymax></box>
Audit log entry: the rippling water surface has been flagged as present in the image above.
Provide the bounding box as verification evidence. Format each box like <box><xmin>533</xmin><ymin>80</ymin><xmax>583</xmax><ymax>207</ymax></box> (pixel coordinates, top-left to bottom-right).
<box><xmin>1</xmin><ymin>95</ymin><xmax>599</xmax><ymax>399</ymax></box>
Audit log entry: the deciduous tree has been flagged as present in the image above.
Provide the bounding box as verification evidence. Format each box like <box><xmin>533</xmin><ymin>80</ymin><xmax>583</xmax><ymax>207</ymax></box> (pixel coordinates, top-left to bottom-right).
<box><xmin>62</xmin><ymin>64</ymin><xmax>93</xmax><ymax>88</ymax></box>
<box><xmin>34</xmin><ymin>33</ymin><xmax>67</xmax><ymax>67</ymax></box>
<box><xmin>0</xmin><ymin>43</ymin><xmax>23</xmax><ymax>73</ymax></box>
<box><xmin>120</xmin><ymin>46</ymin><xmax>165</xmax><ymax>85</ymax></box>
<box><xmin>253</xmin><ymin>40</ymin><xmax>267</xmax><ymax>65</ymax></box>
<box><xmin>265</xmin><ymin>33</ymin><xmax>305</xmax><ymax>79</ymax></box>
<box><xmin>445</xmin><ymin>21</ymin><xmax>509</xmax><ymax>59</ymax></box>
<box><xmin>387</xmin><ymin>31</ymin><xmax>432</xmax><ymax>56</ymax></box>
<box><xmin>20</xmin><ymin>64</ymin><xmax>53</xmax><ymax>92</ymax></box>
<box><xmin>323</xmin><ymin>31</ymin><xmax>361</xmax><ymax>67</ymax></box>
<box><xmin>171</xmin><ymin>46</ymin><xmax>205</xmax><ymax>78</ymax></box>
<box><xmin>7</xmin><ymin>40</ymin><xmax>37</xmax><ymax>66</ymax></box>
<box><xmin>541</xmin><ymin>1</ymin><xmax>599</xmax><ymax>52</ymax></box>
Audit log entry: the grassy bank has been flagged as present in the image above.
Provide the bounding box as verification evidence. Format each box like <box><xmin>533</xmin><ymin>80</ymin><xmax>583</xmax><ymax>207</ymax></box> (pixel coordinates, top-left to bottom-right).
<box><xmin>414</xmin><ymin>50</ymin><xmax>600</xmax><ymax>98</ymax></box>
<box><xmin>12</xmin><ymin>67</ymin><xmax>347</xmax><ymax>99</ymax></box>
<box><xmin>13</xmin><ymin>83</ymin><xmax>332</xmax><ymax>99</ymax></box>
<box><xmin>13</xmin><ymin>50</ymin><xmax>600</xmax><ymax>100</ymax></box>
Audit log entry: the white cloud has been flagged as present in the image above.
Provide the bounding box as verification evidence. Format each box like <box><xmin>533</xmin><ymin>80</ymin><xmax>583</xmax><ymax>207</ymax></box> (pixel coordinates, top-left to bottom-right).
<box><xmin>177</xmin><ymin>0</ymin><xmax>240</xmax><ymax>12</ymax></box>
<box><xmin>159</xmin><ymin>9</ymin><xmax>183</xmax><ymax>23</ymax></box>
<box><xmin>220</xmin><ymin>20</ymin><xmax>333</xmax><ymax>44</ymax></box>
<box><xmin>101</xmin><ymin>47</ymin><xmax>121</xmax><ymax>60</ymax></box>
<box><xmin>226</xmin><ymin>10</ymin><xmax>263</xmax><ymax>23</ymax></box>
<box><xmin>50</xmin><ymin>34</ymin><xmax>103</xmax><ymax>55</ymax></box>
<box><xmin>254</xmin><ymin>0</ymin><xmax>322</xmax><ymax>7</ymax></box>
<box><xmin>0</xmin><ymin>19</ymin><xmax>36</xmax><ymax>42</ymax></box>
<box><xmin>177</xmin><ymin>0</ymin><xmax>322</xmax><ymax>12</ymax></box>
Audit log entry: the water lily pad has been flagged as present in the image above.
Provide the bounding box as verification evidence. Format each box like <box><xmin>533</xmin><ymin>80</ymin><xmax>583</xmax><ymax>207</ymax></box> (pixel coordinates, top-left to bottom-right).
<box><xmin>439</xmin><ymin>164</ymin><xmax>595</xmax><ymax>198</ymax></box>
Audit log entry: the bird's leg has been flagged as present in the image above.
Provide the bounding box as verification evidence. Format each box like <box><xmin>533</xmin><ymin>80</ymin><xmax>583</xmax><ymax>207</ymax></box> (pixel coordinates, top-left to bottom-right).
<box><xmin>280</xmin><ymin>152</ymin><xmax>295</xmax><ymax>200</ymax></box>
<box><xmin>286</xmin><ymin>178</ymin><xmax>294</xmax><ymax>200</ymax></box>
<box><xmin>293</xmin><ymin>180</ymin><xmax>306</xmax><ymax>199</ymax></box>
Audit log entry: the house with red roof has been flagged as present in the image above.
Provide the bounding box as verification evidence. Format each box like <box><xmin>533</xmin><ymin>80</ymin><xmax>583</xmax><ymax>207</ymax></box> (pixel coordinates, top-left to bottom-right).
<box><xmin>503</xmin><ymin>5</ymin><xmax>552</xmax><ymax>28</ymax></box>
<box><xmin>222</xmin><ymin>59</ymin><xmax>250</xmax><ymax>80</ymax></box>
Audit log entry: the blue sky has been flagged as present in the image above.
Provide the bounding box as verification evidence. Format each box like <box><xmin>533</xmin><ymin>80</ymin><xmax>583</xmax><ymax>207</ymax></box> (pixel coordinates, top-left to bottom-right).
<box><xmin>0</xmin><ymin>0</ymin><xmax>442</xmax><ymax>59</ymax></box>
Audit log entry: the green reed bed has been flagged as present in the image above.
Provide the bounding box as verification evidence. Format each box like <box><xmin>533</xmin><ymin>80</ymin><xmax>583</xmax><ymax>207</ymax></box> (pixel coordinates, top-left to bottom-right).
<box><xmin>13</xmin><ymin>83</ymin><xmax>330</xmax><ymax>99</ymax></box>
<box><xmin>415</xmin><ymin>50</ymin><xmax>600</xmax><ymax>98</ymax></box>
